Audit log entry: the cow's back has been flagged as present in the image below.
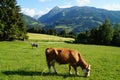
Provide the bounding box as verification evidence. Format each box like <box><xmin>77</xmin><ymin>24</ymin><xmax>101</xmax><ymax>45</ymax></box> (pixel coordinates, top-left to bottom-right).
<box><xmin>46</xmin><ymin>48</ymin><xmax>80</xmax><ymax>64</ymax></box>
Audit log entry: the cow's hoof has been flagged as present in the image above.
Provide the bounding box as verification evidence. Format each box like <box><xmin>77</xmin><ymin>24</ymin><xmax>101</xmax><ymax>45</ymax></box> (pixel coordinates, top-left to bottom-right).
<box><xmin>69</xmin><ymin>72</ymin><xmax>72</xmax><ymax>75</ymax></box>
<box><xmin>76</xmin><ymin>72</ymin><xmax>79</xmax><ymax>75</ymax></box>
<box><xmin>54</xmin><ymin>72</ymin><xmax>58</xmax><ymax>74</ymax></box>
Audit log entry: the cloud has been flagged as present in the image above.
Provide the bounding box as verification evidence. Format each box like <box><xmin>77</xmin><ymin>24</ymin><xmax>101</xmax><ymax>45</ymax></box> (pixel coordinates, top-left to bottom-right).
<box><xmin>21</xmin><ymin>8</ymin><xmax>35</xmax><ymax>17</ymax></box>
<box><xmin>58</xmin><ymin>2</ymin><xmax>73</xmax><ymax>8</ymax></box>
<box><xmin>37</xmin><ymin>8</ymin><xmax>51</xmax><ymax>16</ymax></box>
<box><xmin>21</xmin><ymin>7</ymin><xmax>51</xmax><ymax>18</ymax></box>
<box><xmin>39</xmin><ymin>0</ymin><xmax>46</xmax><ymax>2</ymax></box>
<box><xmin>59</xmin><ymin>5</ymin><xmax>72</xmax><ymax>8</ymax></box>
<box><xmin>76</xmin><ymin>0</ymin><xmax>90</xmax><ymax>6</ymax></box>
<box><xmin>103</xmin><ymin>4</ymin><xmax>120</xmax><ymax>11</ymax></box>
<box><xmin>33</xmin><ymin>8</ymin><xmax>51</xmax><ymax>19</ymax></box>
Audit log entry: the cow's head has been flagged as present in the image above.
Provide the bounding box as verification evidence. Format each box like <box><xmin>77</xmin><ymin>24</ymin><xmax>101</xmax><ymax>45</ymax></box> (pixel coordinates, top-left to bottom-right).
<box><xmin>83</xmin><ymin>65</ymin><xmax>91</xmax><ymax>77</ymax></box>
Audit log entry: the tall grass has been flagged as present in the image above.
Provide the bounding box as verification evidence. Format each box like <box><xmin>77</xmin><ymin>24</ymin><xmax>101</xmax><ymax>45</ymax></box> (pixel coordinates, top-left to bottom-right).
<box><xmin>0</xmin><ymin>41</ymin><xmax>120</xmax><ymax>80</ymax></box>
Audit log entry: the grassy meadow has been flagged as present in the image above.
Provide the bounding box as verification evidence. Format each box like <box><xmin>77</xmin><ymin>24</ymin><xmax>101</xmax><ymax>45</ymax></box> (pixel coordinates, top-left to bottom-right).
<box><xmin>27</xmin><ymin>33</ymin><xmax>74</xmax><ymax>42</ymax></box>
<box><xmin>0</xmin><ymin>34</ymin><xmax>120</xmax><ymax>80</ymax></box>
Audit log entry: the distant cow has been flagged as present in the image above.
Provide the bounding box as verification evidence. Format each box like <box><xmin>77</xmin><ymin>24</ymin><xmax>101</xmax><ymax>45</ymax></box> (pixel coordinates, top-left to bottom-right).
<box><xmin>31</xmin><ymin>43</ymin><xmax>38</xmax><ymax>48</ymax></box>
<box><xmin>45</xmin><ymin>48</ymin><xmax>91</xmax><ymax>77</ymax></box>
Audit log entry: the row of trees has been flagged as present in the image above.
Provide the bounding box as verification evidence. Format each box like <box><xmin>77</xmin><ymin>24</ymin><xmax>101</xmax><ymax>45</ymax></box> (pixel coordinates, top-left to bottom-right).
<box><xmin>27</xmin><ymin>27</ymin><xmax>46</xmax><ymax>34</ymax></box>
<box><xmin>74</xmin><ymin>19</ymin><xmax>120</xmax><ymax>46</ymax></box>
<box><xmin>0</xmin><ymin>0</ymin><xmax>27</xmax><ymax>41</ymax></box>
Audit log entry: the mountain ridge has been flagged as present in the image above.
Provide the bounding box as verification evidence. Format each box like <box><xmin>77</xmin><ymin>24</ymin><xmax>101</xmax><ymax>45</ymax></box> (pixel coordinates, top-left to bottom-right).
<box><xmin>38</xmin><ymin>6</ymin><xmax>120</xmax><ymax>33</ymax></box>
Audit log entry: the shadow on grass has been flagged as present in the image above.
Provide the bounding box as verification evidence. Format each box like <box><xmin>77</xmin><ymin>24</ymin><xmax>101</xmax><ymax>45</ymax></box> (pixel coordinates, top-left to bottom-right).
<box><xmin>2</xmin><ymin>70</ymin><xmax>84</xmax><ymax>78</ymax></box>
<box><xmin>2</xmin><ymin>70</ymin><xmax>47</xmax><ymax>76</ymax></box>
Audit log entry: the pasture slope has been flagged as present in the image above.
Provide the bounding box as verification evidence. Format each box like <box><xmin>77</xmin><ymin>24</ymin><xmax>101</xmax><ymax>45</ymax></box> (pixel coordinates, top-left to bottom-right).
<box><xmin>0</xmin><ymin>41</ymin><xmax>120</xmax><ymax>80</ymax></box>
<box><xmin>27</xmin><ymin>33</ymin><xmax>74</xmax><ymax>42</ymax></box>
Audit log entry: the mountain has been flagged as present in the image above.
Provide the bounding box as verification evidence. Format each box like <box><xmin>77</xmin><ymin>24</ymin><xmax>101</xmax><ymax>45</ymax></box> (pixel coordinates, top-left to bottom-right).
<box><xmin>22</xmin><ymin>14</ymin><xmax>44</xmax><ymax>29</ymax></box>
<box><xmin>39</xmin><ymin>6</ymin><xmax>64</xmax><ymax>23</ymax></box>
<box><xmin>38</xmin><ymin>6</ymin><xmax>120</xmax><ymax>34</ymax></box>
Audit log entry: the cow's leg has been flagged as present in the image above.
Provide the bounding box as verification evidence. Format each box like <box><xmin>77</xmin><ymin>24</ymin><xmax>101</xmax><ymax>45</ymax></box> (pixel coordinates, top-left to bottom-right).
<box><xmin>69</xmin><ymin>64</ymin><xmax>72</xmax><ymax>75</ymax></box>
<box><xmin>47</xmin><ymin>62</ymin><xmax>52</xmax><ymax>74</ymax></box>
<box><xmin>51</xmin><ymin>60</ymin><xmax>57</xmax><ymax>74</ymax></box>
<box><xmin>53</xmin><ymin>64</ymin><xmax>57</xmax><ymax>74</ymax></box>
<box><xmin>73</xmin><ymin>66</ymin><xmax>79</xmax><ymax>75</ymax></box>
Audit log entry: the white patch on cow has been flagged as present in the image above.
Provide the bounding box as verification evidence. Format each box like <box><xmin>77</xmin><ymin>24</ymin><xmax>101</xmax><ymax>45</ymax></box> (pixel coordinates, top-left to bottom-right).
<box><xmin>83</xmin><ymin>69</ymin><xmax>87</xmax><ymax>73</ymax></box>
<box><xmin>69</xmin><ymin>71</ymin><xmax>72</xmax><ymax>75</ymax></box>
<box><xmin>87</xmin><ymin>71</ymin><xmax>90</xmax><ymax>77</ymax></box>
<box><xmin>87</xmin><ymin>65</ymin><xmax>91</xmax><ymax>77</ymax></box>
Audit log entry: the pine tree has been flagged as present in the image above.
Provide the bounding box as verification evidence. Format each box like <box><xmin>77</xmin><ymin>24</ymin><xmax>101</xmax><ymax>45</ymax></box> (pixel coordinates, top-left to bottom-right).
<box><xmin>0</xmin><ymin>0</ymin><xmax>26</xmax><ymax>41</ymax></box>
<box><xmin>99</xmin><ymin>19</ymin><xmax>114</xmax><ymax>45</ymax></box>
<box><xmin>111</xmin><ymin>30</ymin><xmax>120</xmax><ymax>46</ymax></box>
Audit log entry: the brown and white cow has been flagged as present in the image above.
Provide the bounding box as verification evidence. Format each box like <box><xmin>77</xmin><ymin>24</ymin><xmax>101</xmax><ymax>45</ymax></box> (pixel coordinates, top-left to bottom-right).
<box><xmin>45</xmin><ymin>48</ymin><xmax>91</xmax><ymax>77</ymax></box>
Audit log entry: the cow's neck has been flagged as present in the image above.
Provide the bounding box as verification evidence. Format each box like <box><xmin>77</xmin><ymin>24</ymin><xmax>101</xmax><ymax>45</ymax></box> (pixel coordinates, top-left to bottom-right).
<box><xmin>79</xmin><ymin>60</ymin><xmax>88</xmax><ymax>69</ymax></box>
<box><xmin>78</xmin><ymin>55</ymin><xmax>89</xmax><ymax>69</ymax></box>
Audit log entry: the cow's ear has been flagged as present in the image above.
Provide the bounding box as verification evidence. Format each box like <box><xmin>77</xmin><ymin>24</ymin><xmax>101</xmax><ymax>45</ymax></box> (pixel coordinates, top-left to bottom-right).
<box><xmin>46</xmin><ymin>48</ymin><xmax>53</xmax><ymax>53</ymax></box>
<box><xmin>46</xmin><ymin>48</ymin><xmax>49</xmax><ymax>53</ymax></box>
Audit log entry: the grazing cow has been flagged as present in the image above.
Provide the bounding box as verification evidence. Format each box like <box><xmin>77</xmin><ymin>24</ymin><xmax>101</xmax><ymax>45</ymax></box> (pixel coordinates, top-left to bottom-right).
<box><xmin>31</xmin><ymin>43</ymin><xmax>38</xmax><ymax>48</ymax></box>
<box><xmin>45</xmin><ymin>48</ymin><xmax>91</xmax><ymax>77</ymax></box>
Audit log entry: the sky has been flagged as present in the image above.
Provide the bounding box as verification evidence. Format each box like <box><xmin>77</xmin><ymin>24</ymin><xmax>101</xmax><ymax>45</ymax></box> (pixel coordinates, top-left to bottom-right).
<box><xmin>17</xmin><ymin>0</ymin><xmax>120</xmax><ymax>17</ymax></box>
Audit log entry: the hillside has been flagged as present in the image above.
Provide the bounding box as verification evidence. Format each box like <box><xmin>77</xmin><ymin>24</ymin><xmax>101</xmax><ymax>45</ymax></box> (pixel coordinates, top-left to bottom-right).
<box><xmin>38</xmin><ymin>6</ymin><xmax>120</xmax><ymax>33</ymax></box>
<box><xmin>22</xmin><ymin>14</ymin><xmax>44</xmax><ymax>29</ymax></box>
<box><xmin>27</xmin><ymin>33</ymin><xmax>74</xmax><ymax>42</ymax></box>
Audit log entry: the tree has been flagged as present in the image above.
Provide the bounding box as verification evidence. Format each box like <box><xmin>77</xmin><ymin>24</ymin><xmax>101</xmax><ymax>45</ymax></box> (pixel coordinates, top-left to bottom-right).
<box><xmin>59</xmin><ymin>30</ymin><xmax>67</xmax><ymax>37</ymax></box>
<box><xmin>74</xmin><ymin>19</ymin><xmax>115</xmax><ymax>45</ymax></box>
<box><xmin>111</xmin><ymin>30</ymin><xmax>120</xmax><ymax>46</ymax></box>
<box><xmin>47</xmin><ymin>28</ymin><xmax>56</xmax><ymax>35</ymax></box>
<box><xmin>75</xmin><ymin>31</ymin><xmax>90</xmax><ymax>44</ymax></box>
<box><xmin>0</xmin><ymin>0</ymin><xmax>26</xmax><ymax>41</ymax></box>
<box><xmin>114</xmin><ymin>23</ymin><xmax>120</xmax><ymax>31</ymax></box>
<box><xmin>99</xmin><ymin>19</ymin><xmax>114</xmax><ymax>45</ymax></box>
<box><xmin>40</xmin><ymin>27</ymin><xmax>46</xmax><ymax>34</ymax></box>
<box><xmin>0</xmin><ymin>21</ymin><xmax>4</xmax><ymax>40</ymax></box>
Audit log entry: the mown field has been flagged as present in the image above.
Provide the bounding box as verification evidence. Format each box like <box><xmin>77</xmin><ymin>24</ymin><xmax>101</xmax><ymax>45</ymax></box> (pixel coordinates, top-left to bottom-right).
<box><xmin>27</xmin><ymin>33</ymin><xmax>74</xmax><ymax>42</ymax></box>
<box><xmin>0</xmin><ymin>34</ymin><xmax>120</xmax><ymax>80</ymax></box>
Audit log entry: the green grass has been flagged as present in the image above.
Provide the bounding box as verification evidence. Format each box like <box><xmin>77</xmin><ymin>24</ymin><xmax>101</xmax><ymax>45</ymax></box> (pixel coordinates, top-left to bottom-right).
<box><xmin>27</xmin><ymin>33</ymin><xmax>74</xmax><ymax>42</ymax></box>
<box><xmin>0</xmin><ymin>41</ymin><xmax>120</xmax><ymax>80</ymax></box>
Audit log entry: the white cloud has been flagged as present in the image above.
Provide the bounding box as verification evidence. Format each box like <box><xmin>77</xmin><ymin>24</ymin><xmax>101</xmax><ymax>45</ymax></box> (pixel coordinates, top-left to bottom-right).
<box><xmin>76</xmin><ymin>0</ymin><xmax>90</xmax><ymax>6</ymax></box>
<box><xmin>38</xmin><ymin>11</ymin><xmax>46</xmax><ymax>16</ymax></box>
<box><xmin>21</xmin><ymin>8</ymin><xmax>35</xmax><ymax>17</ymax></box>
<box><xmin>36</xmin><ymin>10</ymin><xmax>47</xmax><ymax>17</ymax></box>
<box><xmin>39</xmin><ymin>0</ymin><xmax>46</xmax><ymax>2</ymax></box>
<box><xmin>21</xmin><ymin>7</ymin><xmax>51</xmax><ymax>18</ymax></box>
<box><xmin>103</xmin><ymin>4</ymin><xmax>120</xmax><ymax>11</ymax></box>
<box><xmin>38</xmin><ymin>8</ymin><xmax>50</xmax><ymax>16</ymax></box>
<box><xmin>58</xmin><ymin>2</ymin><xmax>73</xmax><ymax>8</ymax></box>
